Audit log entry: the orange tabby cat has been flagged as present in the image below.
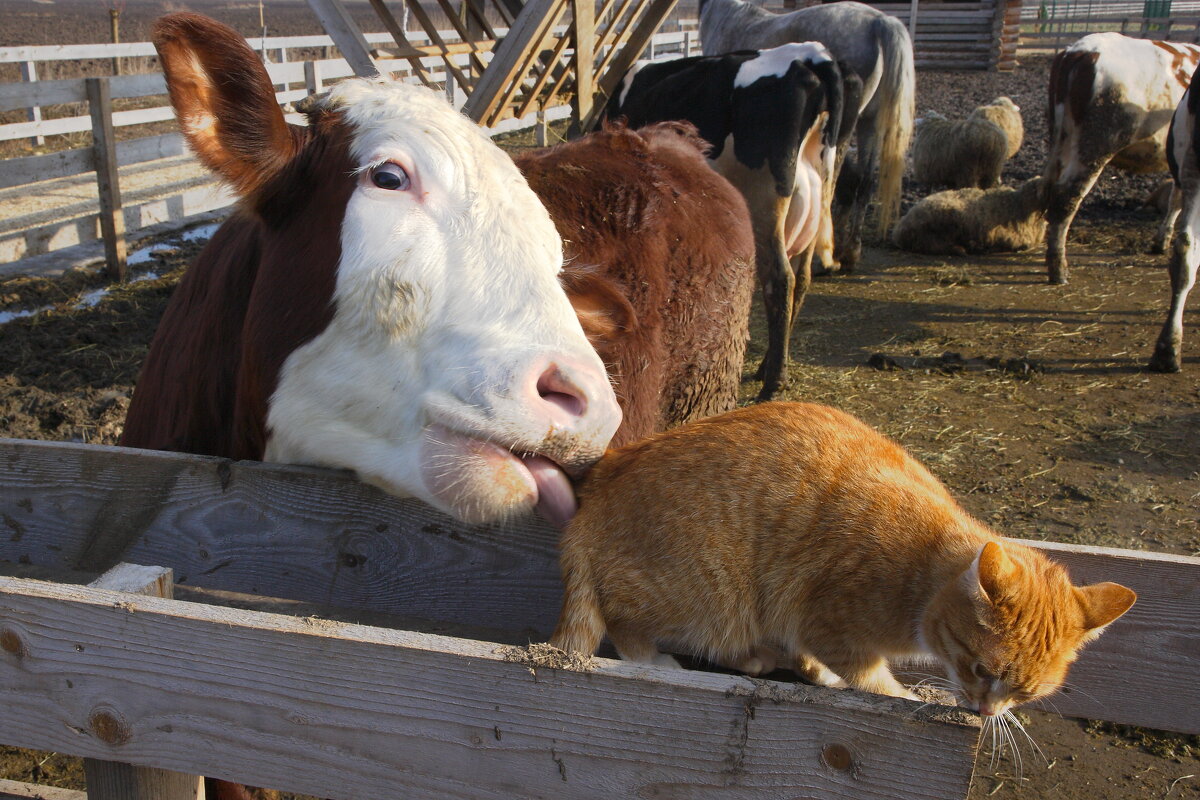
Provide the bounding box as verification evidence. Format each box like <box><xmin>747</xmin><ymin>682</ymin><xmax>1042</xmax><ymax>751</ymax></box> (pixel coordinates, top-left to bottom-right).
<box><xmin>551</xmin><ymin>402</ymin><xmax>1135</xmax><ymax>717</ymax></box>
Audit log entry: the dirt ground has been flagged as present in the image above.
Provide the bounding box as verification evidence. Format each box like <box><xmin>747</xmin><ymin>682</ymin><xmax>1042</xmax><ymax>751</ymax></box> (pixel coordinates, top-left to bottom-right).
<box><xmin>0</xmin><ymin>8</ymin><xmax>1198</xmax><ymax>799</ymax></box>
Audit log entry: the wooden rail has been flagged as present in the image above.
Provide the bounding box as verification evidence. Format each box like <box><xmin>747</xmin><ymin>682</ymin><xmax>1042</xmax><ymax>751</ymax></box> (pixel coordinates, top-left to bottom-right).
<box><xmin>0</xmin><ymin>438</ymin><xmax>1196</xmax><ymax>738</ymax></box>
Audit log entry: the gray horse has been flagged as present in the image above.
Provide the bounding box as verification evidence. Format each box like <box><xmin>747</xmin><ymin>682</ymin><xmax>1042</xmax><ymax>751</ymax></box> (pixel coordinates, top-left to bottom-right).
<box><xmin>700</xmin><ymin>0</ymin><xmax>915</xmax><ymax>265</ymax></box>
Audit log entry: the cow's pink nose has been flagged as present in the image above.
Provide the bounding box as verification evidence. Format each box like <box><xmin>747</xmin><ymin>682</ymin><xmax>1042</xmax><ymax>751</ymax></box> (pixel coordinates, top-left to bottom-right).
<box><xmin>535</xmin><ymin>364</ymin><xmax>589</xmax><ymax>421</ymax></box>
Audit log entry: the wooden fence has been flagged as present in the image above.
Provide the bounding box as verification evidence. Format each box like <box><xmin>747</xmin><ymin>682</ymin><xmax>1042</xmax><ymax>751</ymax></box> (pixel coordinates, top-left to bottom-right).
<box><xmin>0</xmin><ymin>437</ymin><xmax>1195</xmax><ymax>799</ymax></box>
<box><xmin>1017</xmin><ymin>13</ymin><xmax>1200</xmax><ymax>51</ymax></box>
<box><xmin>0</xmin><ymin>25</ymin><xmax>700</xmax><ymax>274</ymax></box>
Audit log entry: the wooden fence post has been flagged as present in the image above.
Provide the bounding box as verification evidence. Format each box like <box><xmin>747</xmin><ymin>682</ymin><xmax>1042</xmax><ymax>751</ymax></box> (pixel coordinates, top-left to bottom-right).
<box><xmin>992</xmin><ymin>0</ymin><xmax>1022</xmax><ymax>72</ymax></box>
<box><xmin>304</xmin><ymin>59</ymin><xmax>323</xmax><ymax>96</ymax></box>
<box><xmin>82</xmin><ymin>565</ymin><xmax>203</xmax><ymax>800</ymax></box>
<box><xmin>85</xmin><ymin>77</ymin><xmax>127</xmax><ymax>282</ymax></box>
<box><xmin>19</xmin><ymin>61</ymin><xmax>45</xmax><ymax>148</ymax></box>
<box><xmin>572</xmin><ymin>0</ymin><xmax>595</xmax><ymax>133</ymax></box>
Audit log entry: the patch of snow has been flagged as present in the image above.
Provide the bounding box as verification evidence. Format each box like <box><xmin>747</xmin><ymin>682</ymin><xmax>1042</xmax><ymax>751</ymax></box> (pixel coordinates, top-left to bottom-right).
<box><xmin>127</xmin><ymin>244</ymin><xmax>174</xmax><ymax>266</ymax></box>
<box><xmin>180</xmin><ymin>223</ymin><xmax>220</xmax><ymax>243</ymax></box>
<box><xmin>75</xmin><ymin>288</ymin><xmax>109</xmax><ymax>308</ymax></box>
<box><xmin>0</xmin><ymin>306</ymin><xmax>52</xmax><ymax>325</ymax></box>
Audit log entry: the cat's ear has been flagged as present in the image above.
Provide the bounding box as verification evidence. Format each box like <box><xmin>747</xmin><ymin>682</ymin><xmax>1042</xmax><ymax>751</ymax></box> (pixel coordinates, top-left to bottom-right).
<box><xmin>973</xmin><ymin>541</ymin><xmax>1019</xmax><ymax>602</ymax></box>
<box><xmin>1074</xmin><ymin>582</ymin><xmax>1136</xmax><ymax>640</ymax></box>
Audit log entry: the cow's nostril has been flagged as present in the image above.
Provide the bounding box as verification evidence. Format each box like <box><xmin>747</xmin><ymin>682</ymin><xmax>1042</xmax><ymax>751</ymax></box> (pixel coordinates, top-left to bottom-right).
<box><xmin>536</xmin><ymin>366</ymin><xmax>587</xmax><ymax>420</ymax></box>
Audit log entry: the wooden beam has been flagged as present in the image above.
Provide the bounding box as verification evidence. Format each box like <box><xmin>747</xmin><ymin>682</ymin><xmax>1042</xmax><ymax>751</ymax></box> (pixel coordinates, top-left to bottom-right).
<box><xmin>85</xmin><ymin>77</ymin><xmax>127</xmax><ymax>283</ymax></box>
<box><xmin>483</xmin><ymin>0</ymin><xmax>570</xmax><ymax>126</ymax></box>
<box><xmin>365</xmin><ymin>0</ymin><xmax>438</xmax><ymax>87</ymax></box>
<box><xmin>463</xmin><ymin>0</ymin><xmax>563</xmax><ymax>124</ymax></box>
<box><xmin>0</xmin><ymin>779</ymin><xmax>86</xmax><ymax>800</ymax></box>
<box><xmin>83</xmin><ymin>565</ymin><xmax>205</xmax><ymax>800</ymax></box>
<box><xmin>18</xmin><ymin>62</ymin><xmax>44</xmax><ymax>148</ymax></box>
<box><xmin>571</xmin><ymin>0</ymin><xmax>595</xmax><ymax>131</ymax></box>
<box><xmin>0</xmin><ymin>575</ymin><xmax>980</xmax><ymax>800</ymax></box>
<box><xmin>0</xmin><ymin>439</ymin><xmax>1196</xmax><ymax>735</ymax></box>
<box><xmin>304</xmin><ymin>0</ymin><xmax>382</xmax><ymax>78</ymax></box>
<box><xmin>396</xmin><ymin>0</ymin><xmax>480</xmax><ymax>91</ymax></box>
<box><xmin>584</xmin><ymin>0</ymin><xmax>678</xmax><ymax>129</ymax></box>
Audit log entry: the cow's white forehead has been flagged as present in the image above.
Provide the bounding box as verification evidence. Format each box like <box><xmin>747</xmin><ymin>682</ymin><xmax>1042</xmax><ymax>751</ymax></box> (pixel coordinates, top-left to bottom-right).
<box><xmin>734</xmin><ymin>42</ymin><xmax>831</xmax><ymax>89</ymax></box>
<box><xmin>323</xmin><ymin>78</ymin><xmax>522</xmax><ymax>183</ymax></box>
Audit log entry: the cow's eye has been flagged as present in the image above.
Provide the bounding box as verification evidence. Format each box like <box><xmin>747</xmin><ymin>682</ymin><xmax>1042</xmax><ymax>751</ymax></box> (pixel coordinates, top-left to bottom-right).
<box><xmin>371</xmin><ymin>162</ymin><xmax>411</xmax><ymax>191</ymax></box>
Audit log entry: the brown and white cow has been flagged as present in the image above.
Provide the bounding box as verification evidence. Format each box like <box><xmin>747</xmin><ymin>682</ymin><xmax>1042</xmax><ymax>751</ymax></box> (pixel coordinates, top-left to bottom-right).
<box><xmin>1152</xmin><ymin>64</ymin><xmax>1200</xmax><ymax>372</ymax></box>
<box><xmin>516</xmin><ymin>122</ymin><xmax>756</xmax><ymax>445</ymax></box>
<box><xmin>1044</xmin><ymin>32</ymin><xmax>1200</xmax><ymax>284</ymax></box>
<box><xmin>122</xmin><ymin>13</ymin><xmax>623</xmax><ymax>531</ymax></box>
<box><xmin>602</xmin><ymin>43</ymin><xmax>860</xmax><ymax>400</ymax></box>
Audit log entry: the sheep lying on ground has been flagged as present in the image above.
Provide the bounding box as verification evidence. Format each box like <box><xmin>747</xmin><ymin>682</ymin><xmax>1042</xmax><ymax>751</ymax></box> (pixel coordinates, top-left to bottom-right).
<box><xmin>911</xmin><ymin>97</ymin><xmax>1021</xmax><ymax>189</ymax></box>
<box><xmin>971</xmin><ymin>96</ymin><xmax>1023</xmax><ymax>159</ymax></box>
<box><xmin>892</xmin><ymin>177</ymin><xmax>1047</xmax><ymax>255</ymax></box>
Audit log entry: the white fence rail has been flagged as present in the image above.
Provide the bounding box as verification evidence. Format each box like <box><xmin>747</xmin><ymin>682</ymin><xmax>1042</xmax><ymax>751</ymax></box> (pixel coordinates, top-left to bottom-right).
<box><xmin>0</xmin><ymin>26</ymin><xmax>701</xmax><ymax>271</ymax></box>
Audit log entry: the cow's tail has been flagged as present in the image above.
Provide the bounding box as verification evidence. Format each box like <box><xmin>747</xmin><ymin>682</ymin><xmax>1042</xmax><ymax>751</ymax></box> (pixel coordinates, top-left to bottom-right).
<box><xmin>871</xmin><ymin>13</ymin><xmax>916</xmax><ymax>236</ymax></box>
<box><xmin>549</xmin><ymin>542</ymin><xmax>605</xmax><ymax>656</ymax></box>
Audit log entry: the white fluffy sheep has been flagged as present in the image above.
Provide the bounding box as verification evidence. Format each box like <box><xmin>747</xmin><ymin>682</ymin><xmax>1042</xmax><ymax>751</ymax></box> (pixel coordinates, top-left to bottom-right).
<box><xmin>911</xmin><ymin>103</ymin><xmax>1011</xmax><ymax>190</ymax></box>
<box><xmin>892</xmin><ymin>178</ymin><xmax>1046</xmax><ymax>255</ymax></box>
<box><xmin>970</xmin><ymin>96</ymin><xmax>1023</xmax><ymax>159</ymax></box>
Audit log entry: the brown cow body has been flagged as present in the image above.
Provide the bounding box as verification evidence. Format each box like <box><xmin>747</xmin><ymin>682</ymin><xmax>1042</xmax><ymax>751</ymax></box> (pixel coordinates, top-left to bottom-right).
<box><xmin>517</xmin><ymin>123</ymin><xmax>756</xmax><ymax>447</ymax></box>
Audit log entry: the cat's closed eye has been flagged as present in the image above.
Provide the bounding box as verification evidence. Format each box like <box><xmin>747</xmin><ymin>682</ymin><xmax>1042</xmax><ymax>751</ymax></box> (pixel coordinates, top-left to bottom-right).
<box><xmin>972</xmin><ymin>662</ymin><xmax>997</xmax><ymax>682</ymax></box>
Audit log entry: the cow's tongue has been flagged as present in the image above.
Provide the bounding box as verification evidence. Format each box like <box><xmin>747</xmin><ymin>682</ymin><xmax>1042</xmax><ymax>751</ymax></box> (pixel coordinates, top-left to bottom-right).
<box><xmin>521</xmin><ymin>455</ymin><xmax>577</xmax><ymax>529</ymax></box>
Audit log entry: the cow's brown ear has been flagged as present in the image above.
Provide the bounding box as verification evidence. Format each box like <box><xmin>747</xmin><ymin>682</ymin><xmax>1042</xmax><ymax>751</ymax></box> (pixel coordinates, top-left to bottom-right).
<box><xmin>561</xmin><ymin>267</ymin><xmax>636</xmax><ymax>345</ymax></box>
<box><xmin>154</xmin><ymin>12</ymin><xmax>302</xmax><ymax>196</ymax></box>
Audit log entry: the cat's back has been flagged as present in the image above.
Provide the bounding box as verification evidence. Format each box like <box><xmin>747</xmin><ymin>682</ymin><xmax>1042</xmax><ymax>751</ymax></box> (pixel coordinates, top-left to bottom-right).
<box><xmin>573</xmin><ymin>401</ymin><xmax>956</xmax><ymax>542</ymax></box>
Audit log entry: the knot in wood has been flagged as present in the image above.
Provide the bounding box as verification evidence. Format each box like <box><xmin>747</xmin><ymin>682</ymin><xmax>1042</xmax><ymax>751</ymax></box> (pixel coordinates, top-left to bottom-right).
<box><xmin>89</xmin><ymin>707</ymin><xmax>132</xmax><ymax>745</ymax></box>
<box><xmin>821</xmin><ymin>743</ymin><xmax>854</xmax><ymax>773</ymax></box>
<box><xmin>0</xmin><ymin>629</ymin><xmax>24</xmax><ymax>658</ymax></box>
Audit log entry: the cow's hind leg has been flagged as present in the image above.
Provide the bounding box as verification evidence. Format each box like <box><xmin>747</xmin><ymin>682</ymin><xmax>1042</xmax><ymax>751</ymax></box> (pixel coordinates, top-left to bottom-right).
<box><xmin>755</xmin><ymin>234</ymin><xmax>795</xmax><ymax>400</ymax></box>
<box><xmin>790</xmin><ymin>246</ymin><xmax>815</xmax><ymax>324</ymax></box>
<box><xmin>1152</xmin><ymin>186</ymin><xmax>1182</xmax><ymax>255</ymax></box>
<box><xmin>1150</xmin><ymin>191</ymin><xmax>1200</xmax><ymax>372</ymax></box>
<box><xmin>1045</xmin><ymin>156</ymin><xmax>1112</xmax><ymax>285</ymax></box>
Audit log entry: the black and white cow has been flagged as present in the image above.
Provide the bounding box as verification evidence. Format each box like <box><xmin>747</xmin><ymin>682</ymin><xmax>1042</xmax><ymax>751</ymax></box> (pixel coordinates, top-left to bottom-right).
<box><xmin>602</xmin><ymin>43</ymin><xmax>861</xmax><ymax>400</ymax></box>
<box><xmin>1154</xmin><ymin>64</ymin><xmax>1200</xmax><ymax>372</ymax></box>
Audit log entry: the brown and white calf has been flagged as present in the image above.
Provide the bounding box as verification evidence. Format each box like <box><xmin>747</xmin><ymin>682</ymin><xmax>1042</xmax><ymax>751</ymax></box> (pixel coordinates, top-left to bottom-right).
<box><xmin>1044</xmin><ymin>32</ymin><xmax>1200</xmax><ymax>284</ymax></box>
<box><xmin>516</xmin><ymin>122</ymin><xmax>756</xmax><ymax>445</ymax></box>
<box><xmin>122</xmin><ymin>13</ymin><xmax>622</xmax><ymax>530</ymax></box>
<box><xmin>1153</xmin><ymin>65</ymin><xmax>1200</xmax><ymax>372</ymax></box>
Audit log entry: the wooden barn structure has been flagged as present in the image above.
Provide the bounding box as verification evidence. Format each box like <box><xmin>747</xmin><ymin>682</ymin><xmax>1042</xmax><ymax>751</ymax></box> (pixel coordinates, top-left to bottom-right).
<box><xmin>306</xmin><ymin>0</ymin><xmax>679</xmax><ymax>132</ymax></box>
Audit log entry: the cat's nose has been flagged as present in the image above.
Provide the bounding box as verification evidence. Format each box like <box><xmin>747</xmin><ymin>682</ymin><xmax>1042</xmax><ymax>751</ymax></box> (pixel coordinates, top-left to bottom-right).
<box><xmin>977</xmin><ymin>701</ymin><xmax>996</xmax><ymax>717</ymax></box>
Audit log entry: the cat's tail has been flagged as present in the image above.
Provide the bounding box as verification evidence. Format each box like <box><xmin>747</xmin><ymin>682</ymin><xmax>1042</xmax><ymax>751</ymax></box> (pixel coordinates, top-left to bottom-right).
<box><xmin>549</xmin><ymin>547</ymin><xmax>605</xmax><ymax>655</ymax></box>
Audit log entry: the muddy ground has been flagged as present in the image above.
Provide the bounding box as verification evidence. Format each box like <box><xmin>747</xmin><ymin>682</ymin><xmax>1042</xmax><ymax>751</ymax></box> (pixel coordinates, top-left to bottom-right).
<box><xmin>0</xmin><ymin>9</ymin><xmax>1198</xmax><ymax>800</ymax></box>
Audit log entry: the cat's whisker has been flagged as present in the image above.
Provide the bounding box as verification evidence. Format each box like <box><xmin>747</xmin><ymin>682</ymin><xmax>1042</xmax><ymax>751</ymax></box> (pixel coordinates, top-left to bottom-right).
<box><xmin>1006</xmin><ymin>710</ymin><xmax>1048</xmax><ymax>767</ymax></box>
<box><xmin>1047</xmin><ymin>680</ymin><xmax>1101</xmax><ymax>708</ymax></box>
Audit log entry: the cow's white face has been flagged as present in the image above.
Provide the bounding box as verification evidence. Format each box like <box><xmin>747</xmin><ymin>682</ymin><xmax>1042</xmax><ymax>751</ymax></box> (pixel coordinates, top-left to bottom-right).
<box><xmin>264</xmin><ymin>79</ymin><xmax>621</xmax><ymax>526</ymax></box>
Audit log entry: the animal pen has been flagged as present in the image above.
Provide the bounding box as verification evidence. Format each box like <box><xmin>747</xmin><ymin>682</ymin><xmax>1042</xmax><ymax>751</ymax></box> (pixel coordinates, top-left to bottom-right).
<box><xmin>0</xmin><ymin>1</ymin><xmax>1198</xmax><ymax>799</ymax></box>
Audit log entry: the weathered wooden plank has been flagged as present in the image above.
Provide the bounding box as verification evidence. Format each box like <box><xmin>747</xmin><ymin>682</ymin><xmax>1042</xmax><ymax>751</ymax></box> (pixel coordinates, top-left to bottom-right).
<box><xmin>0</xmin><ymin>779</ymin><xmax>86</xmax><ymax>800</ymax></box>
<box><xmin>83</xmin><ymin>565</ymin><xmax>205</xmax><ymax>800</ymax></box>
<box><xmin>1</xmin><ymin>439</ymin><xmax>1195</xmax><ymax>734</ymax></box>
<box><xmin>0</xmin><ymin>576</ymin><xmax>980</xmax><ymax>800</ymax></box>
<box><xmin>0</xmin><ymin>438</ymin><xmax>566</xmax><ymax>633</ymax></box>
<box><xmin>304</xmin><ymin>0</ymin><xmax>382</xmax><ymax>78</ymax></box>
